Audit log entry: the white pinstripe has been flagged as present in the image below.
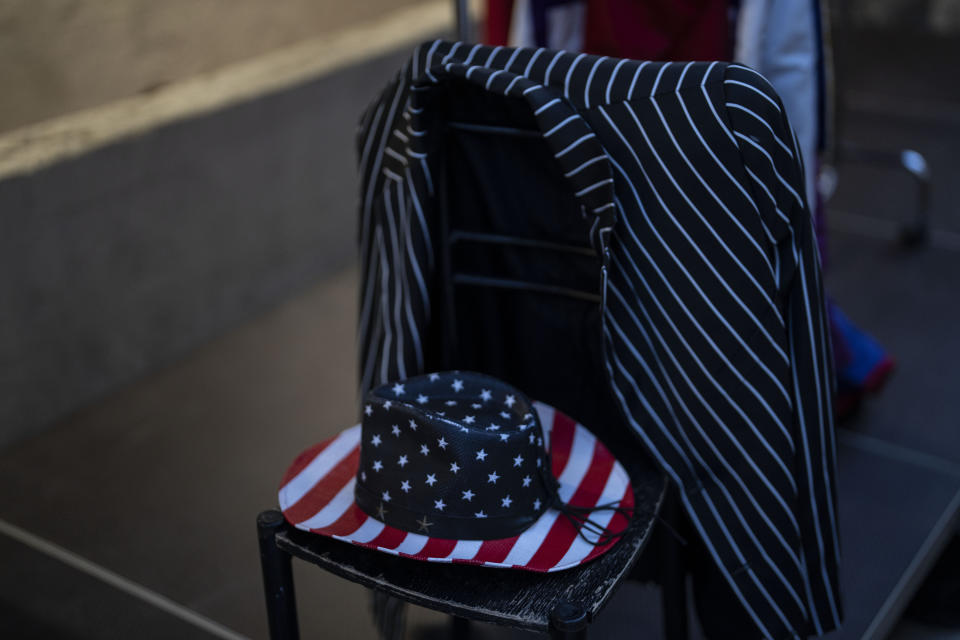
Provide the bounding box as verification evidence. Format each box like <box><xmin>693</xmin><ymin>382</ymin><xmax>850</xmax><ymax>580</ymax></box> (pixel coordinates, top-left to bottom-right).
<box><xmin>583</xmin><ymin>56</ymin><xmax>607</xmax><ymax>109</ymax></box>
<box><xmin>600</xmin><ymin>108</ymin><xmax>796</xmax><ymax>450</ymax></box>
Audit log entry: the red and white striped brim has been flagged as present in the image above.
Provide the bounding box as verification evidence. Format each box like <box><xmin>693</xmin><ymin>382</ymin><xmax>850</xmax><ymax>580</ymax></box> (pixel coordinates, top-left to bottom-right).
<box><xmin>278</xmin><ymin>402</ymin><xmax>634</xmax><ymax>572</ymax></box>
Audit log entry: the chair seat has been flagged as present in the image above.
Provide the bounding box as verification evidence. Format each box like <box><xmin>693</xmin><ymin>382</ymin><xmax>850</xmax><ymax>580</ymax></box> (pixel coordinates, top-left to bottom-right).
<box><xmin>273</xmin><ymin>455</ymin><xmax>666</xmax><ymax>633</ymax></box>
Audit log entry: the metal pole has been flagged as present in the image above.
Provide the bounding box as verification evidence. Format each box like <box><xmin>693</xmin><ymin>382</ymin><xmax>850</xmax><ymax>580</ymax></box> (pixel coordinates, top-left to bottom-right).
<box><xmin>455</xmin><ymin>0</ymin><xmax>471</xmax><ymax>42</ymax></box>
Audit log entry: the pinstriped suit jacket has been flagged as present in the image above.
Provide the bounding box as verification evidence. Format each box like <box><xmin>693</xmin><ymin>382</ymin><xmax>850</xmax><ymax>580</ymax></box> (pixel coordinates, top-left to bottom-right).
<box><xmin>356</xmin><ymin>41</ymin><xmax>840</xmax><ymax>639</ymax></box>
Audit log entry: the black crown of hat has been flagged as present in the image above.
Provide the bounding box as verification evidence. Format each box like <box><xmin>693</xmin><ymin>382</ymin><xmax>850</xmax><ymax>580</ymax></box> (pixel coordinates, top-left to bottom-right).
<box><xmin>354</xmin><ymin>372</ymin><xmax>557</xmax><ymax>539</ymax></box>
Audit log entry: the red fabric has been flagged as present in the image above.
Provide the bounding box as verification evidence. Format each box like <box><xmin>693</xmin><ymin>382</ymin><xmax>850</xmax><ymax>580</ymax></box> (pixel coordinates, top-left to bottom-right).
<box><xmin>486</xmin><ymin>0</ymin><xmax>515</xmax><ymax>46</ymax></box>
<box><xmin>281</xmin><ymin>447</ymin><xmax>360</xmax><ymax>523</ymax></box>
<box><xmin>525</xmin><ymin>439</ymin><xmax>613</xmax><ymax>570</ymax></box>
<box><xmin>323</xmin><ymin>504</ymin><xmax>369</xmax><ymax>537</ymax></box>
<box><xmin>584</xmin><ymin>0</ymin><xmax>729</xmax><ymax>61</ymax></box>
<box><xmin>280</xmin><ymin>440</ymin><xmax>329</xmax><ymax>486</ymax></box>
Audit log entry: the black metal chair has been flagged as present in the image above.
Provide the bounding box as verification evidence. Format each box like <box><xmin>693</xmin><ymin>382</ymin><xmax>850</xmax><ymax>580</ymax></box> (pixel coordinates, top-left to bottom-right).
<box><xmin>257</xmin><ymin>80</ymin><xmax>685</xmax><ymax>640</ymax></box>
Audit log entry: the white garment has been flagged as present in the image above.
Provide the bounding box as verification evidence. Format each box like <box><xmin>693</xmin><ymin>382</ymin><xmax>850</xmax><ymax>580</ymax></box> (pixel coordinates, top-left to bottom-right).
<box><xmin>735</xmin><ymin>0</ymin><xmax>820</xmax><ymax>208</ymax></box>
<box><xmin>508</xmin><ymin>0</ymin><xmax>586</xmax><ymax>52</ymax></box>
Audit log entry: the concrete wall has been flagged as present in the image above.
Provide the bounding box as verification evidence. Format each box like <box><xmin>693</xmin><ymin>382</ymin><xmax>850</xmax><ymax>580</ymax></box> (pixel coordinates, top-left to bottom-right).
<box><xmin>0</xmin><ymin>0</ymin><xmax>421</xmax><ymax>133</ymax></box>
<box><xmin>0</xmin><ymin>49</ymin><xmax>409</xmax><ymax>448</ymax></box>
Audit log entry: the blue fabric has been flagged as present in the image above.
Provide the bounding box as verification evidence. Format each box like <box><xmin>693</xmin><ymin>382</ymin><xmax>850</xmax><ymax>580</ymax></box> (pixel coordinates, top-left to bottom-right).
<box><xmin>831</xmin><ymin>304</ymin><xmax>889</xmax><ymax>388</ymax></box>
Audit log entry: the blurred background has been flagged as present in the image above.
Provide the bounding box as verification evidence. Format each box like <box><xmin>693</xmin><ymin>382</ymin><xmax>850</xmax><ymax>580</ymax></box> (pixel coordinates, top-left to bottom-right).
<box><xmin>1</xmin><ymin>0</ymin><xmax>959</xmax><ymax>638</ymax></box>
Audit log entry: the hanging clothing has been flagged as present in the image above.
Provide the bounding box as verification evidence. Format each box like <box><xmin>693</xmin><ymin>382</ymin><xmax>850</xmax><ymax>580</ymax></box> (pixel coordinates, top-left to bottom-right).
<box><xmin>356</xmin><ymin>41</ymin><xmax>842</xmax><ymax>639</ymax></box>
<box><xmin>495</xmin><ymin>0</ymin><xmax>729</xmax><ymax>60</ymax></box>
<box><xmin>509</xmin><ymin>0</ymin><xmax>588</xmax><ymax>52</ymax></box>
<box><xmin>486</xmin><ymin>0</ymin><xmax>515</xmax><ymax>46</ymax></box>
<box><xmin>734</xmin><ymin>0</ymin><xmax>820</xmax><ymax>211</ymax></box>
<box><xmin>583</xmin><ymin>0</ymin><xmax>730</xmax><ymax>61</ymax></box>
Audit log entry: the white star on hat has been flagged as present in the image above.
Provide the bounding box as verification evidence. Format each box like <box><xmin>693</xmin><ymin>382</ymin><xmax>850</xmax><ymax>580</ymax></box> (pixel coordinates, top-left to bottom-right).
<box><xmin>400</xmin><ymin>480</ymin><xmax>411</xmax><ymax>493</ymax></box>
<box><xmin>417</xmin><ymin>394</ymin><xmax>428</xmax><ymax>404</ymax></box>
<box><xmin>372</xmin><ymin>460</ymin><xmax>383</xmax><ymax>471</ymax></box>
<box><xmin>452</xmin><ymin>379</ymin><xmax>464</xmax><ymax>392</ymax></box>
<box><xmin>437</xmin><ymin>437</ymin><xmax>448</xmax><ymax>449</ymax></box>
<box><xmin>371</xmin><ymin>434</ymin><xmax>382</xmax><ymax>446</ymax></box>
<box><xmin>392</xmin><ymin>383</ymin><xmax>405</xmax><ymax>396</ymax></box>
<box><xmin>425</xmin><ymin>473</ymin><xmax>437</xmax><ymax>486</ymax></box>
<box><xmin>462</xmin><ymin>489</ymin><xmax>474</xmax><ymax>501</ymax></box>
<box><xmin>420</xmin><ymin>444</ymin><xmax>430</xmax><ymax>455</ymax></box>
<box><xmin>505</xmin><ymin>395</ymin><xmax>516</xmax><ymax>407</ymax></box>
<box><xmin>408</xmin><ymin>419</ymin><xmax>418</xmax><ymax>431</ymax></box>
<box><xmin>488</xmin><ymin>471</ymin><xmax>499</xmax><ymax>484</ymax></box>
<box><xmin>382</xmin><ymin>490</ymin><xmax>391</xmax><ymax>502</ymax></box>
<box><xmin>513</xmin><ymin>455</ymin><xmax>524</xmax><ymax>467</ymax></box>
<box><xmin>475</xmin><ymin>449</ymin><xmax>487</xmax><ymax>461</ymax></box>
<box><xmin>364</xmin><ymin>405</ymin><xmax>373</xmax><ymax>416</ymax></box>
<box><xmin>463</xmin><ymin>415</ymin><xmax>475</xmax><ymax>424</ymax></box>
<box><xmin>397</xmin><ymin>455</ymin><xmax>408</xmax><ymax>467</ymax></box>
<box><xmin>475</xmin><ymin>510</ymin><xmax>487</xmax><ymax>518</ymax></box>
<box><xmin>450</xmin><ymin>462</ymin><xmax>460</xmax><ymax>473</ymax></box>
<box><xmin>480</xmin><ymin>389</ymin><xmax>492</xmax><ymax>401</ymax></box>
<box><xmin>501</xmin><ymin>495</ymin><xmax>512</xmax><ymax>508</ymax></box>
<box><xmin>429</xmin><ymin>373</ymin><xmax>440</xmax><ymax>381</ymax></box>
<box><xmin>391</xmin><ymin>425</ymin><xmax>401</xmax><ymax>437</ymax></box>
<box><xmin>522</xmin><ymin>475</ymin><xmax>532</xmax><ymax>487</ymax></box>
<box><xmin>434</xmin><ymin>499</ymin><xmax>446</xmax><ymax>511</ymax></box>
<box><xmin>383</xmin><ymin>400</ymin><xmax>393</xmax><ymax>410</ymax></box>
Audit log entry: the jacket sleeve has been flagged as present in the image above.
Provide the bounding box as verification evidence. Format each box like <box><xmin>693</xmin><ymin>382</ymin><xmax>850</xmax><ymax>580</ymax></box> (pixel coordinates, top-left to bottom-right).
<box><xmin>723</xmin><ymin>63</ymin><xmax>842</xmax><ymax>636</ymax></box>
<box><xmin>355</xmin><ymin>51</ymin><xmax>437</xmax><ymax>396</ymax></box>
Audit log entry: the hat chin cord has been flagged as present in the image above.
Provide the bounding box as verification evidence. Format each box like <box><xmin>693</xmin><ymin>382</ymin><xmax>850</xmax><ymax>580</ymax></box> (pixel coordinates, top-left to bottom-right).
<box><xmin>549</xmin><ymin>494</ymin><xmax>634</xmax><ymax>547</ymax></box>
<box><xmin>540</xmin><ymin>465</ymin><xmax>633</xmax><ymax>546</ymax></box>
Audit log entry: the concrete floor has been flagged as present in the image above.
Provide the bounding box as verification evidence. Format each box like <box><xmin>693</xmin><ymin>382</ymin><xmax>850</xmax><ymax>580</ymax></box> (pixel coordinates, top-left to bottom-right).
<box><xmin>2</xmin><ymin>242</ymin><xmax>959</xmax><ymax>639</ymax></box>
<box><xmin>2</xmin><ymin>20</ymin><xmax>960</xmax><ymax>640</ymax></box>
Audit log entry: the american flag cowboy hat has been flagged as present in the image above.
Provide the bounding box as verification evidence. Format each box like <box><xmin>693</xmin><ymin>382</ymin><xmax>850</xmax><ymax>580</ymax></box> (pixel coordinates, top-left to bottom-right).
<box><xmin>278</xmin><ymin>372</ymin><xmax>635</xmax><ymax>572</ymax></box>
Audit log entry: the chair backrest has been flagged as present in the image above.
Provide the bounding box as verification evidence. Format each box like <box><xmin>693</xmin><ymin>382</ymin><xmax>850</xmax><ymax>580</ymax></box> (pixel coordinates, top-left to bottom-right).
<box><xmin>424</xmin><ymin>80</ymin><xmax>631</xmax><ymax>450</ymax></box>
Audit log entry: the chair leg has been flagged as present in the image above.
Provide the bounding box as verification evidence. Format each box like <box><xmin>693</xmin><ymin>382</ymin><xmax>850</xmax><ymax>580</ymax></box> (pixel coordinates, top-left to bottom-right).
<box><xmin>549</xmin><ymin>602</ymin><xmax>589</xmax><ymax>640</ymax></box>
<box><xmin>258</xmin><ymin>510</ymin><xmax>300</xmax><ymax>640</ymax></box>
<box><xmin>660</xmin><ymin>488</ymin><xmax>688</xmax><ymax>640</ymax></box>
<box><xmin>661</xmin><ymin>543</ymin><xmax>688</xmax><ymax>640</ymax></box>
